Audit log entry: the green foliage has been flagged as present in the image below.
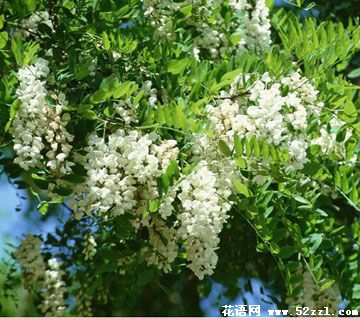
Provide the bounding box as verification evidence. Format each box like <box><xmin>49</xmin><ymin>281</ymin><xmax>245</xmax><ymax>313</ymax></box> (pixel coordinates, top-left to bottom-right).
<box><xmin>0</xmin><ymin>0</ymin><xmax>359</xmax><ymax>316</ymax></box>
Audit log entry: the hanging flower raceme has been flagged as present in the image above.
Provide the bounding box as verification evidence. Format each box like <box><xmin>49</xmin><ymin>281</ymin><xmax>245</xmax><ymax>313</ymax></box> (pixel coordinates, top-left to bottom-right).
<box><xmin>176</xmin><ymin>160</ymin><xmax>232</xmax><ymax>279</ymax></box>
<box><xmin>14</xmin><ymin>236</ymin><xmax>67</xmax><ymax>316</ymax></box>
<box><xmin>9</xmin><ymin>58</ymin><xmax>74</xmax><ymax>174</ymax></box>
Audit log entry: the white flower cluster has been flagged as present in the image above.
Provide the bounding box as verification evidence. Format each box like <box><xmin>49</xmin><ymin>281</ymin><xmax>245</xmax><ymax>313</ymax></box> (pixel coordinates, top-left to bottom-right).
<box><xmin>312</xmin><ymin>117</ymin><xmax>353</xmax><ymax>160</ymax></box>
<box><xmin>17</xmin><ymin>11</ymin><xmax>54</xmax><ymax>37</ymax></box>
<box><xmin>176</xmin><ymin>161</ymin><xmax>231</xmax><ymax>279</ymax></box>
<box><xmin>205</xmin><ymin>72</ymin><xmax>327</xmax><ymax>168</ymax></box>
<box><xmin>147</xmin><ymin>218</ymin><xmax>178</xmax><ymax>273</ymax></box>
<box><xmin>83</xmin><ymin>234</ymin><xmax>97</xmax><ymax>261</ymax></box>
<box><xmin>114</xmin><ymin>100</ymin><xmax>138</xmax><ymax>125</ymax></box>
<box><xmin>10</xmin><ymin>58</ymin><xmax>74</xmax><ymax>173</ymax></box>
<box><xmin>286</xmin><ymin>269</ymin><xmax>340</xmax><ymax>314</ymax></box>
<box><xmin>38</xmin><ymin>258</ymin><xmax>66</xmax><ymax>317</ymax></box>
<box><xmin>194</xmin><ymin>24</ymin><xmax>228</xmax><ymax>59</ymax></box>
<box><xmin>14</xmin><ymin>236</ymin><xmax>67</xmax><ymax>316</ymax></box>
<box><xmin>77</xmin><ymin>281</ymin><xmax>93</xmax><ymax>317</ymax></box>
<box><xmin>13</xmin><ymin>234</ymin><xmax>46</xmax><ymax>293</ymax></box>
<box><xmin>233</xmin><ymin>0</ymin><xmax>272</xmax><ymax>52</ymax></box>
<box><xmin>69</xmin><ymin>129</ymin><xmax>178</xmax><ymax>220</ymax></box>
<box><xmin>144</xmin><ymin>159</ymin><xmax>233</xmax><ymax>278</ymax></box>
<box><xmin>142</xmin><ymin>0</ymin><xmax>176</xmax><ymax>39</ymax></box>
<box><xmin>142</xmin><ymin>80</ymin><xmax>158</xmax><ymax>108</ymax></box>
<box><xmin>142</xmin><ymin>0</ymin><xmax>271</xmax><ymax>57</ymax></box>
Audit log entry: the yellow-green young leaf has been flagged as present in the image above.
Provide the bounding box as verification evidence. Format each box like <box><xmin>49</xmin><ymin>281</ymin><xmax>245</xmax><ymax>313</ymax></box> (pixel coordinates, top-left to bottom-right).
<box><xmin>113</xmin><ymin>81</ymin><xmax>132</xmax><ymax>99</ymax></box>
<box><xmin>167</xmin><ymin>58</ymin><xmax>190</xmax><ymax>75</ymax></box>
<box><xmin>350</xmin><ymin>183</ymin><xmax>359</xmax><ymax>203</ymax></box>
<box><xmin>149</xmin><ymin>199</ymin><xmax>159</xmax><ymax>212</ymax></box>
<box><xmin>218</xmin><ymin>140</ymin><xmax>232</xmax><ymax>157</ymax></box>
<box><xmin>341</xmin><ymin>176</ymin><xmax>349</xmax><ymax>193</ymax></box>
<box><xmin>102</xmin><ymin>31</ymin><xmax>110</xmax><ymax>50</ymax></box>
<box><xmin>221</xmin><ymin>69</ymin><xmax>242</xmax><ymax>83</ymax></box>
<box><xmin>269</xmin><ymin>144</ymin><xmax>278</xmax><ymax>160</ymax></box>
<box><xmin>179</xmin><ymin>4</ymin><xmax>192</xmax><ymax>16</ymax></box>
<box><xmin>320</xmin><ymin>280</ymin><xmax>335</xmax><ymax>292</ymax></box>
<box><xmin>37</xmin><ymin>201</ymin><xmax>49</xmax><ymax>215</ymax></box>
<box><xmin>10</xmin><ymin>99</ymin><xmax>21</xmax><ymax>117</ymax></box>
<box><xmin>176</xmin><ymin>104</ymin><xmax>187</xmax><ymax>130</ymax></box>
<box><xmin>261</xmin><ymin>140</ymin><xmax>269</xmax><ymax>160</ymax></box>
<box><xmin>82</xmin><ymin>109</ymin><xmax>97</xmax><ymax>120</ymax></box>
<box><xmin>253</xmin><ymin>138</ymin><xmax>261</xmax><ymax>159</ymax></box>
<box><xmin>234</xmin><ymin>134</ymin><xmax>243</xmax><ymax>157</ymax></box>
<box><xmin>0</xmin><ymin>31</ymin><xmax>8</xmax><ymax>49</ymax></box>
<box><xmin>234</xmin><ymin>158</ymin><xmax>247</xmax><ymax>169</ymax></box>
<box><xmin>245</xmin><ymin>138</ymin><xmax>252</xmax><ymax>157</ymax></box>
<box><xmin>163</xmin><ymin>106</ymin><xmax>173</xmax><ymax>126</ymax></box>
<box><xmin>233</xmin><ymin>179</ymin><xmax>251</xmax><ymax>197</ymax></box>
<box><xmin>156</xmin><ymin>106</ymin><xmax>166</xmax><ymax>125</ymax></box>
<box><xmin>334</xmin><ymin>170</ymin><xmax>341</xmax><ymax>187</ymax></box>
<box><xmin>133</xmin><ymin>89</ymin><xmax>145</xmax><ymax>105</ymax></box>
<box><xmin>341</xmin><ymin>100</ymin><xmax>358</xmax><ymax>123</ymax></box>
<box><xmin>0</xmin><ymin>15</ymin><xmax>4</xmax><ymax>29</ymax></box>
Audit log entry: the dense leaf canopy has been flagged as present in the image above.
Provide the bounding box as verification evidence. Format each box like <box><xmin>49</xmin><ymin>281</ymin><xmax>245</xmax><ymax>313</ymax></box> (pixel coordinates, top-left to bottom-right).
<box><xmin>0</xmin><ymin>0</ymin><xmax>359</xmax><ymax>316</ymax></box>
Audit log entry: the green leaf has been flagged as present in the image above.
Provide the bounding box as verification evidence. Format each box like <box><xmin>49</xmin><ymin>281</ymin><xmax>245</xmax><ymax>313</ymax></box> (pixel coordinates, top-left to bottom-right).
<box><xmin>0</xmin><ymin>15</ymin><xmax>4</xmax><ymax>29</ymax></box>
<box><xmin>60</xmin><ymin>174</ymin><xmax>86</xmax><ymax>183</ymax></box>
<box><xmin>90</xmin><ymin>89</ymin><xmax>110</xmax><ymax>104</ymax></box>
<box><xmin>234</xmin><ymin>134</ymin><xmax>243</xmax><ymax>157</ymax></box>
<box><xmin>31</xmin><ymin>173</ymin><xmax>49</xmax><ymax>189</ymax></box>
<box><xmin>320</xmin><ymin>279</ymin><xmax>335</xmax><ymax>292</ymax></box>
<box><xmin>179</xmin><ymin>4</ymin><xmax>192</xmax><ymax>16</ymax></box>
<box><xmin>82</xmin><ymin>109</ymin><xmax>97</xmax><ymax>120</ymax></box>
<box><xmin>353</xmin><ymin>284</ymin><xmax>360</xmax><ymax>299</ymax></box>
<box><xmin>293</xmin><ymin>194</ymin><xmax>310</xmax><ymax>206</ymax></box>
<box><xmin>302</xmin><ymin>233</ymin><xmax>323</xmax><ymax>256</ymax></box>
<box><xmin>0</xmin><ymin>31</ymin><xmax>8</xmax><ymax>49</ymax></box>
<box><xmin>218</xmin><ymin>140</ymin><xmax>232</xmax><ymax>157</ymax></box>
<box><xmin>348</xmin><ymin>68</ymin><xmax>360</xmax><ymax>79</ymax></box>
<box><xmin>37</xmin><ymin>201</ymin><xmax>49</xmax><ymax>215</ymax></box>
<box><xmin>102</xmin><ymin>31</ymin><xmax>110</xmax><ymax>50</ymax></box>
<box><xmin>341</xmin><ymin>100</ymin><xmax>357</xmax><ymax>123</ymax></box>
<box><xmin>233</xmin><ymin>180</ymin><xmax>251</xmax><ymax>197</ymax></box>
<box><xmin>113</xmin><ymin>81</ymin><xmax>132</xmax><ymax>99</ymax></box>
<box><xmin>137</xmin><ymin>269</ymin><xmax>154</xmax><ymax>287</ymax></box>
<box><xmin>278</xmin><ymin>246</ymin><xmax>297</xmax><ymax>259</ymax></box>
<box><xmin>167</xmin><ymin>58</ymin><xmax>190</xmax><ymax>75</ymax></box>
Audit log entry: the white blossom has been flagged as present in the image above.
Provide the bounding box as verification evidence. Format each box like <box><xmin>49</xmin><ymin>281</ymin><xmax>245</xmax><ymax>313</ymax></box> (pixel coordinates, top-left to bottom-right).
<box><xmin>83</xmin><ymin>234</ymin><xmax>97</xmax><ymax>261</ymax></box>
<box><xmin>10</xmin><ymin>58</ymin><xmax>74</xmax><ymax>173</ymax></box>
<box><xmin>69</xmin><ymin>129</ymin><xmax>178</xmax><ymax>220</ymax></box>
<box><xmin>38</xmin><ymin>258</ymin><xmax>66</xmax><ymax>317</ymax></box>
<box><xmin>286</xmin><ymin>269</ymin><xmax>341</xmax><ymax>314</ymax></box>
<box><xmin>176</xmin><ymin>161</ymin><xmax>231</xmax><ymax>279</ymax></box>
